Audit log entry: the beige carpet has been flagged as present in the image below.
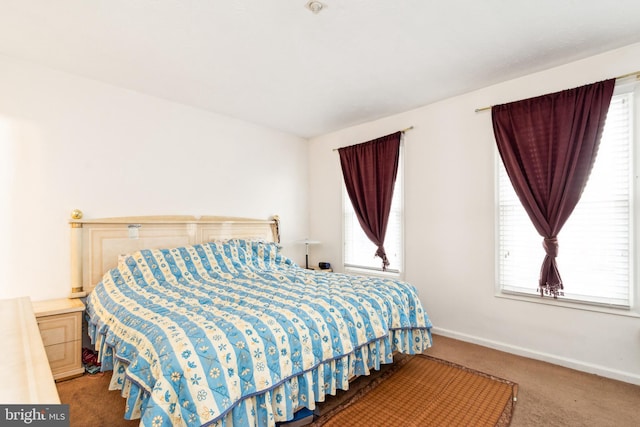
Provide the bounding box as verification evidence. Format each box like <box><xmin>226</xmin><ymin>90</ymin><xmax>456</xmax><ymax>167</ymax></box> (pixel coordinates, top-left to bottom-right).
<box><xmin>310</xmin><ymin>354</ymin><xmax>516</xmax><ymax>427</ymax></box>
<box><xmin>56</xmin><ymin>371</ymin><xmax>138</xmax><ymax>427</ymax></box>
<box><xmin>57</xmin><ymin>334</ymin><xmax>640</xmax><ymax>426</ymax></box>
<box><xmin>425</xmin><ymin>335</ymin><xmax>640</xmax><ymax>427</ymax></box>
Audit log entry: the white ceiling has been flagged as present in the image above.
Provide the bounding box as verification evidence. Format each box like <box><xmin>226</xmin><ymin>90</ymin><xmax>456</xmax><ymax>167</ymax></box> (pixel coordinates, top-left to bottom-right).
<box><xmin>2</xmin><ymin>1</ymin><xmax>640</xmax><ymax>138</ymax></box>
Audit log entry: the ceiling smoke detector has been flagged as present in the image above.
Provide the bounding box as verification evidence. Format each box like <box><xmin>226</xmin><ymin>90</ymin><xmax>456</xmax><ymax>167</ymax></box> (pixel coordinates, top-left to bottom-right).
<box><xmin>305</xmin><ymin>1</ymin><xmax>326</xmax><ymax>14</ymax></box>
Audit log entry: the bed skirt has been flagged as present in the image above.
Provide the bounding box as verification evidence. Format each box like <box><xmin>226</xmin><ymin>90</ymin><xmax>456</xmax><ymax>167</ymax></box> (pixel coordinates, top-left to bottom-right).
<box><xmin>88</xmin><ymin>320</ymin><xmax>431</xmax><ymax>427</ymax></box>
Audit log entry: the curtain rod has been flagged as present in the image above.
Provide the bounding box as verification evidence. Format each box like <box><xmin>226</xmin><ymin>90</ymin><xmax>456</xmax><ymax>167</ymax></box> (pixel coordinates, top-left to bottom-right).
<box><xmin>474</xmin><ymin>70</ymin><xmax>640</xmax><ymax>113</ymax></box>
<box><xmin>332</xmin><ymin>126</ymin><xmax>413</xmax><ymax>151</ymax></box>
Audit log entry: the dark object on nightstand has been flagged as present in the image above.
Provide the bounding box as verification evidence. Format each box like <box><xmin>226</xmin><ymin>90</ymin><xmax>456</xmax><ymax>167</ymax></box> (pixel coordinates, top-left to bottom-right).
<box><xmin>318</xmin><ymin>262</ymin><xmax>331</xmax><ymax>270</ymax></box>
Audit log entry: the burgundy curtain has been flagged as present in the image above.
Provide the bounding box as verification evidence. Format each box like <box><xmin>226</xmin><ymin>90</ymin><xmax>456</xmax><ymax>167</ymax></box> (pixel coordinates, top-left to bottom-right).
<box><xmin>492</xmin><ymin>79</ymin><xmax>615</xmax><ymax>298</ymax></box>
<box><xmin>339</xmin><ymin>132</ymin><xmax>401</xmax><ymax>270</ymax></box>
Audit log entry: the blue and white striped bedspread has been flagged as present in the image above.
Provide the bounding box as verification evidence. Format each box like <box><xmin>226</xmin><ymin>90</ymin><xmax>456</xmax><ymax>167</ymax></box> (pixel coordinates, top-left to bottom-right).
<box><xmin>86</xmin><ymin>240</ymin><xmax>432</xmax><ymax>427</ymax></box>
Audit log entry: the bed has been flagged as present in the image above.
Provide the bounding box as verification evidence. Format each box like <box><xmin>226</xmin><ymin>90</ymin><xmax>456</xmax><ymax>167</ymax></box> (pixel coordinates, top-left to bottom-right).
<box><xmin>72</xmin><ymin>214</ymin><xmax>432</xmax><ymax>427</ymax></box>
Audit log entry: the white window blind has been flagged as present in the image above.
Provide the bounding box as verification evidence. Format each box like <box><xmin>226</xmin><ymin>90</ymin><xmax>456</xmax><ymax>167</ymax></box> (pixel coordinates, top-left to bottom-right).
<box><xmin>497</xmin><ymin>89</ymin><xmax>635</xmax><ymax>308</ymax></box>
<box><xmin>343</xmin><ymin>144</ymin><xmax>403</xmax><ymax>274</ymax></box>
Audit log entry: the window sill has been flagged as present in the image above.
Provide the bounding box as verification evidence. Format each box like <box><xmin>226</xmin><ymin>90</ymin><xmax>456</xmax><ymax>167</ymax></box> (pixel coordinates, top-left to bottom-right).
<box><xmin>495</xmin><ymin>290</ymin><xmax>640</xmax><ymax>318</ymax></box>
<box><xmin>345</xmin><ymin>266</ymin><xmax>403</xmax><ymax>280</ymax></box>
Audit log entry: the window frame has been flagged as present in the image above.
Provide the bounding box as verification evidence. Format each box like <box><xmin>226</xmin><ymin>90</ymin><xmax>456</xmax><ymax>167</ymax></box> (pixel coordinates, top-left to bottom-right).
<box><xmin>342</xmin><ymin>140</ymin><xmax>405</xmax><ymax>278</ymax></box>
<box><xmin>494</xmin><ymin>79</ymin><xmax>640</xmax><ymax>317</ymax></box>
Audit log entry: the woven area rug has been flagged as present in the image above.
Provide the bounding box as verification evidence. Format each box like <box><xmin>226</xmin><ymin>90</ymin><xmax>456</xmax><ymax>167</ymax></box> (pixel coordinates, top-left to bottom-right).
<box><xmin>310</xmin><ymin>354</ymin><xmax>518</xmax><ymax>427</ymax></box>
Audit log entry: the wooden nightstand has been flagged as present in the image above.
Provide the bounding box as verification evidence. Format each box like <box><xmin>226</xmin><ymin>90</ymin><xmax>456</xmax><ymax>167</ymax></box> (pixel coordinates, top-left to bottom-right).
<box><xmin>309</xmin><ymin>266</ymin><xmax>333</xmax><ymax>272</ymax></box>
<box><xmin>32</xmin><ymin>298</ymin><xmax>85</xmax><ymax>381</ymax></box>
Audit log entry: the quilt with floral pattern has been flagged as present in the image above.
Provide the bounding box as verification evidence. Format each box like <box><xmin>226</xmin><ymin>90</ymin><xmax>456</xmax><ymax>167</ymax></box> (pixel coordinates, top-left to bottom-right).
<box><xmin>86</xmin><ymin>240</ymin><xmax>432</xmax><ymax>427</ymax></box>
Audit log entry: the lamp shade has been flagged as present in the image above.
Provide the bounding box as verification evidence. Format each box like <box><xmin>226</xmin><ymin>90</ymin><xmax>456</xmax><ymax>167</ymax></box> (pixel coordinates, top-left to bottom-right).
<box><xmin>301</xmin><ymin>238</ymin><xmax>321</xmax><ymax>245</ymax></box>
<box><xmin>299</xmin><ymin>239</ymin><xmax>321</xmax><ymax>269</ymax></box>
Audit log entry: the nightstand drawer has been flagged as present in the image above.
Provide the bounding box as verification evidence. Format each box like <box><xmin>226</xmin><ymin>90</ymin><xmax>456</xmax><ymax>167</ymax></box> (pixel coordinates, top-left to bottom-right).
<box><xmin>37</xmin><ymin>311</ymin><xmax>81</xmax><ymax>346</ymax></box>
<box><xmin>45</xmin><ymin>340</ymin><xmax>81</xmax><ymax>370</ymax></box>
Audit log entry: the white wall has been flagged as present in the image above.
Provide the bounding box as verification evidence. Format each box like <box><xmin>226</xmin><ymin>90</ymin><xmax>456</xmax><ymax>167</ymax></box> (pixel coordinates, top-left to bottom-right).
<box><xmin>309</xmin><ymin>42</ymin><xmax>640</xmax><ymax>385</ymax></box>
<box><xmin>0</xmin><ymin>54</ymin><xmax>309</xmax><ymax>302</ymax></box>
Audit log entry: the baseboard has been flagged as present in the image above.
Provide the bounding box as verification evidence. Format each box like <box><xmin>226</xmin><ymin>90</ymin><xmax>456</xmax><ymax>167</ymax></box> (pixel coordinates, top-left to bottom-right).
<box><xmin>432</xmin><ymin>327</ymin><xmax>640</xmax><ymax>386</ymax></box>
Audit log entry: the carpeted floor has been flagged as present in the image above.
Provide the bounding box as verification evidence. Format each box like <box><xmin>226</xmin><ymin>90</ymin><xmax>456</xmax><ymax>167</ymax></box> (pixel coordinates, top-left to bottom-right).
<box><xmin>56</xmin><ymin>371</ymin><xmax>138</xmax><ymax>427</ymax></box>
<box><xmin>424</xmin><ymin>335</ymin><xmax>640</xmax><ymax>427</ymax></box>
<box><xmin>56</xmin><ymin>334</ymin><xmax>640</xmax><ymax>426</ymax></box>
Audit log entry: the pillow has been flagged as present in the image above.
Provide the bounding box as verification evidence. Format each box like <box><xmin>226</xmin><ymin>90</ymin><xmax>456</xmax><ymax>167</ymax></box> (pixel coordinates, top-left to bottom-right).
<box><xmin>224</xmin><ymin>239</ymin><xmax>286</xmax><ymax>269</ymax></box>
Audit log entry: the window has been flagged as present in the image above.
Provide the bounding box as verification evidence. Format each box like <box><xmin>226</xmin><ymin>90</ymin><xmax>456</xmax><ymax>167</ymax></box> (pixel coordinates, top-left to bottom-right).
<box><xmin>343</xmin><ymin>143</ymin><xmax>403</xmax><ymax>274</ymax></box>
<box><xmin>497</xmin><ymin>81</ymin><xmax>637</xmax><ymax>308</ymax></box>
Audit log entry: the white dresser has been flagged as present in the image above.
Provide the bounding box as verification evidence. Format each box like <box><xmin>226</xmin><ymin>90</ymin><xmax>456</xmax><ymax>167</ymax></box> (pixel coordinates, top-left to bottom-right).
<box><xmin>0</xmin><ymin>297</ymin><xmax>60</xmax><ymax>403</ymax></box>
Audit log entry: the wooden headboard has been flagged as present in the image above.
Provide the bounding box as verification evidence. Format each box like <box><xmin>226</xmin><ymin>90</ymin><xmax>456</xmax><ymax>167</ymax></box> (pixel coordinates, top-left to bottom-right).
<box><xmin>68</xmin><ymin>211</ymin><xmax>280</xmax><ymax>297</ymax></box>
